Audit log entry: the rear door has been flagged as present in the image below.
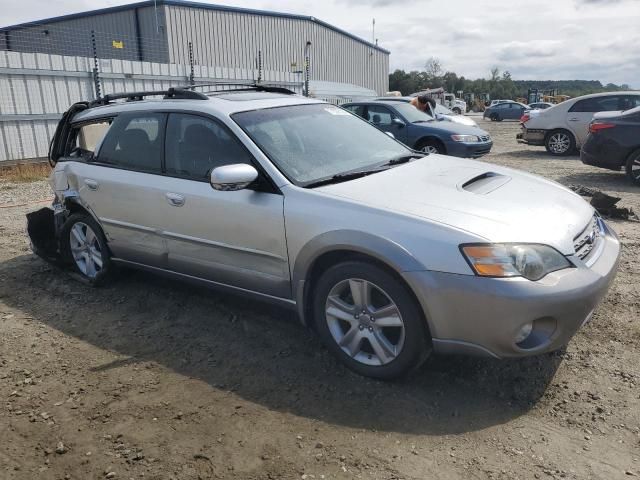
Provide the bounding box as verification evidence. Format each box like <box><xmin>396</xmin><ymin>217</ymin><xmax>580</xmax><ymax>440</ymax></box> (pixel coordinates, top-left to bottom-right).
<box><xmin>567</xmin><ymin>95</ymin><xmax>626</xmax><ymax>146</ymax></box>
<box><xmin>75</xmin><ymin>112</ymin><xmax>169</xmax><ymax>266</ymax></box>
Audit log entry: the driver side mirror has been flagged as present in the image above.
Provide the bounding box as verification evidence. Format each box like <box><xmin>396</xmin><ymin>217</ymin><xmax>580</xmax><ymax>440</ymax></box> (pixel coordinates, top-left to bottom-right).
<box><xmin>392</xmin><ymin>117</ymin><xmax>406</xmax><ymax>128</ymax></box>
<box><xmin>210</xmin><ymin>164</ymin><xmax>258</xmax><ymax>191</ymax></box>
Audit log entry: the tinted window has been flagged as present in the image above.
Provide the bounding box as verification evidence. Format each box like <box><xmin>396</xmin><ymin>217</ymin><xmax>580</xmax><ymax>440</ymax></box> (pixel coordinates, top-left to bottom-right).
<box><xmin>97</xmin><ymin>113</ymin><xmax>165</xmax><ymax>173</ymax></box>
<box><xmin>344</xmin><ymin>105</ymin><xmax>365</xmax><ymax>118</ymax></box>
<box><xmin>165</xmin><ymin>114</ymin><xmax>253</xmax><ymax>179</ymax></box>
<box><xmin>569</xmin><ymin>95</ymin><xmax>634</xmax><ymax>113</ymax></box>
<box><xmin>68</xmin><ymin>120</ymin><xmax>112</xmax><ymax>160</ymax></box>
<box><xmin>366</xmin><ymin>105</ymin><xmax>394</xmax><ymax>125</ymax></box>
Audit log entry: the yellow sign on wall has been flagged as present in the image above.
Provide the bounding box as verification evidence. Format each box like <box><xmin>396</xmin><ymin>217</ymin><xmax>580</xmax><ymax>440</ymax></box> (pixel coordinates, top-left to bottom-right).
<box><xmin>112</xmin><ymin>40</ymin><xmax>124</xmax><ymax>49</ymax></box>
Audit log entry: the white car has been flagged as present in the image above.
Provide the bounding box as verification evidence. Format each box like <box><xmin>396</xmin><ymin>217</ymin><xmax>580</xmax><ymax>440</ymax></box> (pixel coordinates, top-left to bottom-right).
<box><xmin>518</xmin><ymin>92</ymin><xmax>640</xmax><ymax>155</ymax></box>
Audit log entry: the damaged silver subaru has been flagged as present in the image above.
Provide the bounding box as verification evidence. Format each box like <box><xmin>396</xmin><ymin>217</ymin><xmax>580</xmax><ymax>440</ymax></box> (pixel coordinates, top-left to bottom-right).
<box><xmin>27</xmin><ymin>85</ymin><xmax>621</xmax><ymax>379</ymax></box>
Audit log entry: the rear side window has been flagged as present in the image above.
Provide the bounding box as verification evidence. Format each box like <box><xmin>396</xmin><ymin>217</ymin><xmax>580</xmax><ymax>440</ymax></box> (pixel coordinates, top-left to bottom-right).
<box><xmin>67</xmin><ymin>120</ymin><xmax>112</xmax><ymax>160</ymax></box>
<box><xmin>97</xmin><ymin>113</ymin><xmax>166</xmax><ymax>173</ymax></box>
<box><xmin>164</xmin><ymin>113</ymin><xmax>253</xmax><ymax>179</ymax></box>
<box><xmin>569</xmin><ymin>96</ymin><xmax>631</xmax><ymax>113</ymax></box>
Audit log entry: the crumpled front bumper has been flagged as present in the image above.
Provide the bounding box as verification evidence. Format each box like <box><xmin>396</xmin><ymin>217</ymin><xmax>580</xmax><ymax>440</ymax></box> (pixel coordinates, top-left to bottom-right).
<box><xmin>402</xmin><ymin>221</ymin><xmax>621</xmax><ymax>358</ymax></box>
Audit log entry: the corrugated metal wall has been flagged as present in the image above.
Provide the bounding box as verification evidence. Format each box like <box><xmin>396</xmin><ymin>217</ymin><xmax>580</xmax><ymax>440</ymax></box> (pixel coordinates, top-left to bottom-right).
<box><xmin>1</xmin><ymin>6</ymin><xmax>169</xmax><ymax>63</ymax></box>
<box><xmin>0</xmin><ymin>49</ymin><xmax>303</xmax><ymax>163</ymax></box>
<box><xmin>164</xmin><ymin>5</ymin><xmax>389</xmax><ymax>94</ymax></box>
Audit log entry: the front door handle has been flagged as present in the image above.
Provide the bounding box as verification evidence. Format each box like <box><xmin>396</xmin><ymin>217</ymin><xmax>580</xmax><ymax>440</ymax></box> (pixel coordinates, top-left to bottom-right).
<box><xmin>84</xmin><ymin>179</ymin><xmax>99</xmax><ymax>190</ymax></box>
<box><xmin>165</xmin><ymin>192</ymin><xmax>185</xmax><ymax>207</ymax></box>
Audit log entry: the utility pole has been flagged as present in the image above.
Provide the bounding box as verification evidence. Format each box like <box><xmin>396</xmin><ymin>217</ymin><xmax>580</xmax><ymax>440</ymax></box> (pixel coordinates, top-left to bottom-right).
<box><xmin>372</xmin><ymin>18</ymin><xmax>375</xmax><ymax>44</ymax></box>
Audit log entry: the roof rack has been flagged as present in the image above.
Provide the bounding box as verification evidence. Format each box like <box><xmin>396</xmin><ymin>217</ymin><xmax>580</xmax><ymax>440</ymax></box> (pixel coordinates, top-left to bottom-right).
<box><xmin>190</xmin><ymin>82</ymin><xmax>297</xmax><ymax>95</ymax></box>
<box><xmin>89</xmin><ymin>87</ymin><xmax>208</xmax><ymax>107</ymax></box>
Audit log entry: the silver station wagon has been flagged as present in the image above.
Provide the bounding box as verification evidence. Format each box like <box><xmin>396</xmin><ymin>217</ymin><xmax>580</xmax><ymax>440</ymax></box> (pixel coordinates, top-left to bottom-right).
<box><xmin>28</xmin><ymin>85</ymin><xmax>621</xmax><ymax>379</ymax></box>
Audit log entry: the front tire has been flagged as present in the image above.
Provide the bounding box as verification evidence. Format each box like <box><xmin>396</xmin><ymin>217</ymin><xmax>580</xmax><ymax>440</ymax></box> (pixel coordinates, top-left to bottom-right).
<box><xmin>545</xmin><ymin>129</ymin><xmax>575</xmax><ymax>156</ymax></box>
<box><xmin>452</xmin><ymin>107</ymin><xmax>462</xmax><ymax>115</ymax></box>
<box><xmin>490</xmin><ymin>113</ymin><xmax>501</xmax><ymax>122</ymax></box>
<box><xmin>313</xmin><ymin>261</ymin><xmax>431</xmax><ymax>380</ymax></box>
<box><xmin>60</xmin><ymin>213</ymin><xmax>112</xmax><ymax>285</ymax></box>
<box><xmin>416</xmin><ymin>138</ymin><xmax>445</xmax><ymax>155</ymax></box>
<box><xmin>626</xmin><ymin>149</ymin><xmax>640</xmax><ymax>186</ymax></box>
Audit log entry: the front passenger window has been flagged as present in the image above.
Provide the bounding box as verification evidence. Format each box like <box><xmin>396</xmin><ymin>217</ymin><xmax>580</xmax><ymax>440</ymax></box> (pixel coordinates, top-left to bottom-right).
<box><xmin>165</xmin><ymin>114</ymin><xmax>253</xmax><ymax>179</ymax></box>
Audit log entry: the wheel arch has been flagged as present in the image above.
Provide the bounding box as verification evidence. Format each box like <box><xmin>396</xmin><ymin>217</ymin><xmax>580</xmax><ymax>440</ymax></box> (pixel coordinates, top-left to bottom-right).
<box><xmin>292</xmin><ymin>230</ymin><xmax>427</xmax><ymax>328</ymax></box>
<box><xmin>414</xmin><ymin>136</ymin><xmax>446</xmax><ymax>154</ymax></box>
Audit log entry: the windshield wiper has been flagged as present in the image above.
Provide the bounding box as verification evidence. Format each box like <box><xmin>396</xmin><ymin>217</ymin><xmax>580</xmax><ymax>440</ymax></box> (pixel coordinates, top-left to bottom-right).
<box><xmin>382</xmin><ymin>153</ymin><xmax>425</xmax><ymax>166</ymax></box>
<box><xmin>412</xmin><ymin>119</ymin><xmax>434</xmax><ymax>124</ymax></box>
<box><xmin>304</xmin><ymin>167</ymin><xmax>389</xmax><ymax>188</ymax></box>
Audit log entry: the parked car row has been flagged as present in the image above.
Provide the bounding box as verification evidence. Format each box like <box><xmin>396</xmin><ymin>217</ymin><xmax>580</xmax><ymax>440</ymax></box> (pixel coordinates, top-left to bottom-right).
<box><xmin>27</xmin><ymin>85</ymin><xmax>620</xmax><ymax>380</ymax></box>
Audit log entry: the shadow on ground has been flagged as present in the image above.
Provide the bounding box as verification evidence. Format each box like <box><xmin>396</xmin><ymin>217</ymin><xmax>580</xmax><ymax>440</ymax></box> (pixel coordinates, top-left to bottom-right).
<box><xmin>0</xmin><ymin>254</ymin><xmax>562</xmax><ymax>436</ymax></box>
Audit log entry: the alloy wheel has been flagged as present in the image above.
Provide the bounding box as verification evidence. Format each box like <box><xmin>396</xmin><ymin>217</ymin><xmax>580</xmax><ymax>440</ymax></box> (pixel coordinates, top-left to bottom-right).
<box><xmin>630</xmin><ymin>153</ymin><xmax>640</xmax><ymax>181</ymax></box>
<box><xmin>325</xmin><ymin>278</ymin><xmax>405</xmax><ymax>366</ymax></box>
<box><xmin>548</xmin><ymin>133</ymin><xmax>571</xmax><ymax>154</ymax></box>
<box><xmin>69</xmin><ymin>222</ymin><xmax>103</xmax><ymax>278</ymax></box>
<box><xmin>420</xmin><ymin>145</ymin><xmax>439</xmax><ymax>154</ymax></box>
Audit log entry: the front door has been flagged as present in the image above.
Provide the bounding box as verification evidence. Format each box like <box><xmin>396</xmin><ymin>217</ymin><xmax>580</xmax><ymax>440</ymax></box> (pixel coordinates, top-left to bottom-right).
<box><xmin>159</xmin><ymin>113</ymin><xmax>290</xmax><ymax>298</ymax></box>
<box><xmin>365</xmin><ymin>105</ymin><xmax>408</xmax><ymax>143</ymax></box>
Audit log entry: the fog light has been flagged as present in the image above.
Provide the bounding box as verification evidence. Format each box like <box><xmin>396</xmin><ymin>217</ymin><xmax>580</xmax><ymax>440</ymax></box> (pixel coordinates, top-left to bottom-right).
<box><xmin>514</xmin><ymin>322</ymin><xmax>534</xmax><ymax>344</ymax></box>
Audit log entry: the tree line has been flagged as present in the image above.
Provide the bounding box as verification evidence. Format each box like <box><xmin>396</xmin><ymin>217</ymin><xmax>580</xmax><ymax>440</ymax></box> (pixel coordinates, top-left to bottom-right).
<box><xmin>389</xmin><ymin>57</ymin><xmax>631</xmax><ymax>100</ymax></box>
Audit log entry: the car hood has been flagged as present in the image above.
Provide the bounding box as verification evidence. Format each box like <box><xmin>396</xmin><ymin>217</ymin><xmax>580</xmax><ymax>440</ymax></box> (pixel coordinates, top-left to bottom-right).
<box><xmin>316</xmin><ymin>156</ymin><xmax>593</xmax><ymax>255</ymax></box>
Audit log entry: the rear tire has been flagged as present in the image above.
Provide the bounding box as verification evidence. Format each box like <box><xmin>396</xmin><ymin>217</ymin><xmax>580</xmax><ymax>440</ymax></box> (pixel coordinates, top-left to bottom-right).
<box><xmin>312</xmin><ymin>260</ymin><xmax>431</xmax><ymax>380</ymax></box>
<box><xmin>626</xmin><ymin>149</ymin><xmax>640</xmax><ymax>186</ymax></box>
<box><xmin>452</xmin><ymin>107</ymin><xmax>462</xmax><ymax>115</ymax></box>
<box><xmin>60</xmin><ymin>213</ymin><xmax>112</xmax><ymax>286</ymax></box>
<box><xmin>545</xmin><ymin>129</ymin><xmax>575</xmax><ymax>156</ymax></box>
<box><xmin>416</xmin><ymin>138</ymin><xmax>445</xmax><ymax>155</ymax></box>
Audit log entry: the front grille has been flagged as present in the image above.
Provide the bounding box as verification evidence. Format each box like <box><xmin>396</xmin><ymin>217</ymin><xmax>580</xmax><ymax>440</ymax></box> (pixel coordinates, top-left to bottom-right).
<box><xmin>573</xmin><ymin>215</ymin><xmax>603</xmax><ymax>262</ymax></box>
<box><xmin>479</xmin><ymin>135</ymin><xmax>491</xmax><ymax>142</ymax></box>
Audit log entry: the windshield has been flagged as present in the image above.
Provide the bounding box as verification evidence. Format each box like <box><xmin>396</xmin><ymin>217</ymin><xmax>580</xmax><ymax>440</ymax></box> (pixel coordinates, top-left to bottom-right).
<box><xmin>388</xmin><ymin>102</ymin><xmax>434</xmax><ymax>123</ymax></box>
<box><xmin>233</xmin><ymin>104</ymin><xmax>412</xmax><ymax>185</ymax></box>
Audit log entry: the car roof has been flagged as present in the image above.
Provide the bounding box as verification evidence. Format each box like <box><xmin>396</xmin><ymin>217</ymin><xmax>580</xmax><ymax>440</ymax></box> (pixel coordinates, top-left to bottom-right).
<box><xmin>72</xmin><ymin>91</ymin><xmax>325</xmax><ymax>123</ymax></box>
<box><xmin>568</xmin><ymin>91</ymin><xmax>640</xmax><ymax>102</ymax></box>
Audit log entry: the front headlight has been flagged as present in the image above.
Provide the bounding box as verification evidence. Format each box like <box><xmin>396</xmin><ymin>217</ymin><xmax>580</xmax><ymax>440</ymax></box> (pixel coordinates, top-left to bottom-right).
<box><xmin>451</xmin><ymin>134</ymin><xmax>480</xmax><ymax>142</ymax></box>
<box><xmin>460</xmin><ymin>244</ymin><xmax>571</xmax><ymax>281</ymax></box>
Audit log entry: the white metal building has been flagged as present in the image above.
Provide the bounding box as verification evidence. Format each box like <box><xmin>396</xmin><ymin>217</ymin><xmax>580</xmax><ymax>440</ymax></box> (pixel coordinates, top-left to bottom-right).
<box><xmin>0</xmin><ymin>0</ymin><xmax>390</xmax><ymax>94</ymax></box>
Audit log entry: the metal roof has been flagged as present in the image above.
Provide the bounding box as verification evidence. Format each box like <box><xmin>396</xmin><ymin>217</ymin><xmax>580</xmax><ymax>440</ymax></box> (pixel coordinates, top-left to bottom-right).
<box><xmin>0</xmin><ymin>0</ymin><xmax>390</xmax><ymax>54</ymax></box>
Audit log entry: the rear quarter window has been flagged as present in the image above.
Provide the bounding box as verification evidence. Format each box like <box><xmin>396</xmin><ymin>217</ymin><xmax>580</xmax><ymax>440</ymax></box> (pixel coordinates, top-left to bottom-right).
<box><xmin>66</xmin><ymin>120</ymin><xmax>112</xmax><ymax>160</ymax></box>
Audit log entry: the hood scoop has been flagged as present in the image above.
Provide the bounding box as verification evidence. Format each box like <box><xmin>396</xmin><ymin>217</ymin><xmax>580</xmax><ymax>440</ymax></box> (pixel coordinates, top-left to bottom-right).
<box><xmin>461</xmin><ymin>172</ymin><xmax>511</xmax><ymax>195</ymax></box>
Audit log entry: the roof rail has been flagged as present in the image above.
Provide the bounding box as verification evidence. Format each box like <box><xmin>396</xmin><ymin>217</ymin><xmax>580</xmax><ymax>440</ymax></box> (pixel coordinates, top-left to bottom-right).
<box><xmin>191</xmin><ymin>82</ymin><xmax>297</xmax><ymax>95</ymax></box>
<box><xmin>89</xmin><ymin>87</ymin><xmax>208</xmax><ymax>107</ymax></box>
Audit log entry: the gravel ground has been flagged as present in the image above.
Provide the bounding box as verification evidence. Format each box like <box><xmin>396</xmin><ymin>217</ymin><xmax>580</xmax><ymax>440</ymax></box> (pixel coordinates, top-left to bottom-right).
<box><xmin>1</xmin><ymin>118</ymin><xmax>639</xmax><ymax>480</ymax></box>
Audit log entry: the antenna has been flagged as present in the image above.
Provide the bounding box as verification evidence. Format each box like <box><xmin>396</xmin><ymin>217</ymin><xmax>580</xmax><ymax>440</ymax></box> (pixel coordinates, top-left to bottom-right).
<box><xmin>372</xmin><ymin>18</ymin><xmax>375</xmax><ymax>44</ymax></box>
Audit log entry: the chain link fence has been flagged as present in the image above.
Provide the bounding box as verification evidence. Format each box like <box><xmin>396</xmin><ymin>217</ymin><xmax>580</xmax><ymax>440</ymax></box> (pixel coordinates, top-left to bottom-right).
<box><xmin>0</xmin><ymin>26</ymin><xmax>305</xmax><ymax>163</ymax></box>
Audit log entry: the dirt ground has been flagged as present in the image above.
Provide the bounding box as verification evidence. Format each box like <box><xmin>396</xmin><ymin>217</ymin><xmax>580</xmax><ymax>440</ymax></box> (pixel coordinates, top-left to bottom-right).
<box><xmin>1</xmin><ymin>118</ymin><xmax>638</xmax><ymax>480</ymax></box>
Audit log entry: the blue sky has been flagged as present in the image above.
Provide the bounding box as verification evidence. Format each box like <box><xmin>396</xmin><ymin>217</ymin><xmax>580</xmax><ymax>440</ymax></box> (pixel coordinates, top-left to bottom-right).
<box><xmin>3</xmin><ymin>0</ymin><xmax>639</xmax><ymax>87</ymax></box>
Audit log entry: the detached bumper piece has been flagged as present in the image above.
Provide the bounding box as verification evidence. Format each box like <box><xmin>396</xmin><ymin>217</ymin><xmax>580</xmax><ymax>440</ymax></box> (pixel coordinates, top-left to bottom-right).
<box><xmin>26</xmin><ymin>208</ymin><xmax>64</xmax><ymax>266</ymax></box>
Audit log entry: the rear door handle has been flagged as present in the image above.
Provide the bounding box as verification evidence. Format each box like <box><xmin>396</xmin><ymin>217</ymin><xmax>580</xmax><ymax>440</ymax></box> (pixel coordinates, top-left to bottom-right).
<box><xmin>165</xmin><ymin>192</ymin><xmax>185</xmax><ymax>207</ymax></box>
<box><xmin>568</xmin><ymin>118</ymin><xmax>580</xmax><ymax>122</ymax></box>
<box><xmin>84</xmin><ymin>179</ymin><xmax>99</xmax><ymax>190</ymax></box>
